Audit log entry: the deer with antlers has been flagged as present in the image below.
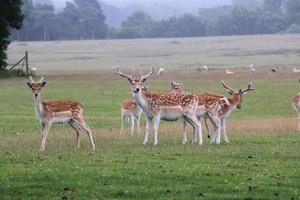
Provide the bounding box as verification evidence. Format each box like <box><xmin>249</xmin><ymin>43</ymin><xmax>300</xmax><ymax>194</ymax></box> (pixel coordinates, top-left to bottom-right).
<box><xmin>115</xmin><ymin>67</ymin><xmax>203</xmax><ymax>145</ymax></box>
<box><xmin>120</xmin><ymin>99</ymin><xmax>143</xmax><ymax>135</ymax></box>
<box><xmin>26</xmin><ymin>76</ymin><xmax>95</xmax><ymax>151</ymax></box>
<box><xmin>203</xmin><ymin>81</ymin><xmax>254</xmax><ymax>144</ymax></box>
<box><xmin>171</xmin><ymin>80</ymin><xmax>254</xmax><ymax>144</ymax></box>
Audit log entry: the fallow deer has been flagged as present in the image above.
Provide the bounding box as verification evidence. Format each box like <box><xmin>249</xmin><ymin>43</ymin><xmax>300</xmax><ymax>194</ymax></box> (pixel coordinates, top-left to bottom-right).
<box><xmin>115</xmin><ymin>67</ymin><xmax>203</xmax><ymax>145</ymax></box>
<box><xmin>292</xmin><ymin>92</ymin><xmax>300</xmax><ymax>130</ymax></box>
<box><xmin>171</xmin><ymin>81</ymin><xmax>228</xmax><ymax>141</ymax></box>
<box><xmin>206</xmin><ymin>81</ymin><xmax>254</xmax><ymax>144</ymax></box>
<box><xmin>120</xmin><ymin>99</ymin><xmax>143</xmax><ymax>135</ymax></box>
<box><xmin>26</xmin><ymin>76</ymin><xmax>95</xmax><ymax>151</ymax></box>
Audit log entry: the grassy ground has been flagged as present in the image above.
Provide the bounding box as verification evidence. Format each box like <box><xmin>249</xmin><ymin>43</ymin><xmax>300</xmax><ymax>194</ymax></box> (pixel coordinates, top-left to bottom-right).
<box><xmin>7</xmin><ymin>34</ymin><xmax>300</xmax><ymax>72</ymax></box>
<box><xmin>1</xmin><ymin>35</ymin><xmax>300</xmax><ymax>199</ymax></box>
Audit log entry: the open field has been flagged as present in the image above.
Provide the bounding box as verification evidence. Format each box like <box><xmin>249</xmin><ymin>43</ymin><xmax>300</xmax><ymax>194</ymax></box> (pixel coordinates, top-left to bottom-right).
<box><xmin>1</xmin><ymin>35</ymin><xmax>300</xmax><ymax>199</ymax></box>
<box><xmin>7</xmin><ymin>34</ymin><xmax>300</xmax><ymax>73</ymax></box>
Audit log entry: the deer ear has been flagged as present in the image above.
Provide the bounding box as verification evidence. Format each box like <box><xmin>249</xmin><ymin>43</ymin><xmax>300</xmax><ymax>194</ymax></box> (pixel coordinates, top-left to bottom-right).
<box><xmin>26</xmin><ymin>82</ymin><xmax>32</xmax><ymax>88</ymax></box>
<box><xmin>228</xmin><ymin>90</ymin><xmax>234</xmax><ymax>95</ymax></box>
<box><xmin>41</xmin><ymin>81</ymin><xmax>46</xmax><ymax>87</ymax></box>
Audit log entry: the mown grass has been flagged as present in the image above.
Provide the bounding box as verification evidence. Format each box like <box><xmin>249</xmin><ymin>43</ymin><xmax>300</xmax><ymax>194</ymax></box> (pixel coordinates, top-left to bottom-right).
<box><xmin>1</xmin><ymin>35</ymin><xmax>300</xmax><ymax>199</ymax></box>
<box><xmin>7</xmin><ymin>34</ymin><xmax>300</xmax><ymax>72</ymax></box>
<box><xmin>0</xmin><ymin>131</ymin><xmax>299</xmax><ymax>199</ymax></box>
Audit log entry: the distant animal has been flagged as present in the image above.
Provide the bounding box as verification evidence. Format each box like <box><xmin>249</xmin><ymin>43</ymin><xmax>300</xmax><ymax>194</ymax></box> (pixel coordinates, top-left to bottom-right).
<box><xmin>271</xmin><ymin>68</ymin><xmax>276</xmax><ymax>72</ymax></box>
<box><xmin>292</xmin><ymin>92</ymin><xmax>300</xmax><ymax>130</ymax></box>
<box><xmin>120</xmin><ymin>99</ymin><xmax>143</xmax><ymax>135</ymax></box>
<box><xmin>225</xmin><ymin>69</ymin><xmax>234</xmax><ymax>74</ymax></box>
<box><xmin>248</xmin><ymin>64</ymin><xmax>256</xmax><ymax>71</ymax></box>
<box><xmin>170</xmin><ymin>81</ymin><xmax>183</xmax><ymax>93</ymax></box>
<box><xmin>202</xmin><ymin>65</ymin><xmax>208</xmax><ymax>71</ymax></box>
<box><xmin>157</xmin><ymin>67</ymin><xmax>165</xmax><ymax>75</ymax></box>
<box><xmin>293</xmin><ymin>68</ymin><xmax>300</xmax><ymax>73</ymax></box>
<box><xmin>26</xmin><ymin>76</ymin><xmax>95</xmax><ymax>151</ymax></box>
<box><xmin>29</xmin><ymin>67</ymin><xmax>37</xmax><ymax>76</ymax></box>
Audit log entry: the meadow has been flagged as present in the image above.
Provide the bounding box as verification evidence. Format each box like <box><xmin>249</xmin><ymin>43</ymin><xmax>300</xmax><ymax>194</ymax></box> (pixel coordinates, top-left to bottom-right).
<box><xmin>1</xmin><ymin>34</ymin><xmax>300</xmax><ymax>199</ymax></box>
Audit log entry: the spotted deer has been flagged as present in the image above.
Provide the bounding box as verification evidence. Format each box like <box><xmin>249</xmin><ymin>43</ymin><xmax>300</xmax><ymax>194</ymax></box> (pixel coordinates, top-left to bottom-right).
<box><xmin>170</xmin><ymin>81</ymin><xmax>228</xmax><ymax>143</ymax></box>
<box><xmin>115</xmin><ymin>67</ymin><xmax>203</xmax><ymax>145</ymax></box>
<box><xmin>120</xmin><ymin>99</ymin><xmax>143</xmax><ymax>135</ymax></box>
<box><xmin>204</xmin><ymin>81</ymin><xmax>254</xmax><ymax>144</ymax></box>
<box><xmin>26</xmin><ymin>76</ymin><xmax>95</xmax><ymax>151</ymax></box>
<box><xmin>292</xmin><ymin>92</ymin><xmax>300</xmax><ymax>130</ymax></box>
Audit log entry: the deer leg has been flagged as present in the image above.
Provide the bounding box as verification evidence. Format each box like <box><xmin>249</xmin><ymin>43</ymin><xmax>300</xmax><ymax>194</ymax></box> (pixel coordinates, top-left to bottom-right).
<box><xmin>73</xmin><ymin>119</ymin><xmax>95</xmax><ymax>151</ymax></box>
<box><xmin>143</xmin><ymin>117</ymin><xmax>151</xmax><ymax>145</ymax></box>
<box><xmin>130</xmin><ymin>114</ymin><xmax>135</xmax><ymax>136</ymax></box>
<box><xmin>209</xmin><ymin>115</ymin><xmax>220</xmax><ymax>144</ymax></box>
<box><xmin>182</xmin><ymin>119</ymin><xmax>187</xmax><ymax>144</ymax></box>
<box><xmin>136</xmin><ymin>114</ymin><xmax>141</xmax><ymax>135</ymax></box>
<box><xmin>184</xmin><ymin>115</ymin><xmax>202</xmax><ymax>145</ymax></box>
<box><xmin>120</xmin><ymin>111</ymin><xmax>124</xmax><ymax>135</ymax></box>
<box><xmin>203</xmin><ymin>114</ymin><xmax>211</xmax><ymax>138</ymax></box>
<box><xmin>40</xmin><ymin>122</ymin><xmax>50</xmax><ymax>151</ymax></box>
<box><xmin>153</xmin><ymin>116</ymin><xmax>160</xmax><ymax>146</ymax></box>
<box><xmin>221</xmin><ymin>118</ymin><xmax>229</xmax><ymax>143</ymax></box>
<box><xmin>184</xmin><ymin>117</ymin><xmax>197</xmax><ymax>144</ymax></box>
<box><xmin>69</xmin><ymin>121</ymin><xmax>81</xmax><ymax>148</ymax></box>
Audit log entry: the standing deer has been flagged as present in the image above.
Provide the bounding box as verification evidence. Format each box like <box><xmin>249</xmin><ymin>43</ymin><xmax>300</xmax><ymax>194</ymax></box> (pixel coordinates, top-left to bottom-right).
<box><xmin>120</xmin><ymin>99</ymin><xmax>143</xmax><ymax>135</ymax></box>
<box><xmin>171</xmin><ymin>81</ymin><xmax>228</xmax><ymax>141</ymax></box>
<box><xmin>205</xmin><ymin>81</ymin><xmax>254</xmax><ymax>144</ymax></box>
<box><xmin>292</xmin><ymin>92</ymin><xmax>300</xmax><ymax>130</ymax></box>
<box><xmin>26</xmin><ymin>76</ymin><xmax>95</xmax><ymax>151</ymax></box>
<box><xmin>115</xmin><ymin>67</ymin><xmax>203</xmax><ymax>145</ymax></box>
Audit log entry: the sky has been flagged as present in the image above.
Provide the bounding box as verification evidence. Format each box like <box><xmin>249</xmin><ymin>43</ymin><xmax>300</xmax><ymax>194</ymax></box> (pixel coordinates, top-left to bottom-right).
<box><xmin>50</xmin><ymin>0</ymin><xmax>231</xmax><ymax>9</ymax></box>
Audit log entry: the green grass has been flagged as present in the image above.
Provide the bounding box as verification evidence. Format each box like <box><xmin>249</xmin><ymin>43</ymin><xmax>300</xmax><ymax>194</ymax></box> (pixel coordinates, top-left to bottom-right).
<box><xmin>1</xmin><ymin>35</ymin><xmax>300</xmax><ymax>199</ymax></box>
<box><xmin>7</xmin><ymin>34</ymin><xmax>300</xmax><ymax>72</ymax></box>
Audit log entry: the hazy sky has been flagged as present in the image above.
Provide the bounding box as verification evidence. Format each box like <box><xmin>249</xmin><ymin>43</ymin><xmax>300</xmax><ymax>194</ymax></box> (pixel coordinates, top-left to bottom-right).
<box><xmin>51</xmin><ymin>0</ymin><xmax>231</xmax><ymax>9</ymax></box>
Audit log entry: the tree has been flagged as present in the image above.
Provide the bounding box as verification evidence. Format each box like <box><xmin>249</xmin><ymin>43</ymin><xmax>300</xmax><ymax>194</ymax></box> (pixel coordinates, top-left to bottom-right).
<box><xmin>284</xmin><ymin>0</ymin><xmax>300</xmax><ymax>25</ymax></box>
<box><xmin>31</xmin><ymin>4</ymin><xmax>57</xmax><ymax>41</ymax></box>
<box><xmin>74</xmin><ymin>0</ymin><xmax>108</xmax><ymax>39</ymax></box>
<box><xmin>0</xmin><ymin>0</ymin><xmax>24</xmax><ymax>70</ymax></box>
<box><xmin>263</xmin><ymin>0</ymin><xmax>283</xmax><ymax>14</ymax></box>
<box><xmin>57</xmin><ymin>2</ymin><xmax>81</xmax><ymax>40</ymax></box>
<box><xmin>120</xmin><ymin>11</ymin><xmax>154</xmax><ymax>38</ymax></box>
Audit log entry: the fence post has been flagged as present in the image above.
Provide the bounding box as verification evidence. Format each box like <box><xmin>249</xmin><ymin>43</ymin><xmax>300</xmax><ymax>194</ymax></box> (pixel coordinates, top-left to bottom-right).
<box><xmin>25</xmin><ymin>51</ymin><xmax>29</xmax><ymax>75</ymax></box>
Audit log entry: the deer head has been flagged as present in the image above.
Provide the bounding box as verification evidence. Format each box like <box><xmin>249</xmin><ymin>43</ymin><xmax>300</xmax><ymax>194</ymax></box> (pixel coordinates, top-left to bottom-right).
<box><xmin>26</xmin><ymin>76</ymin><xmax>46</xmax><ymax>97</ymax></box>
<box><xmin>115</xmin><ymin>66</ymin><xmax>154</xmax><ymax>93</ymax></box>
<box><xmin>170</xmin><ymin>81</ymin><xmax>183</xmax><ymax>93</ymax></box>
<box><xmin>221</xmin><ymin>80</ymin><xmax>254</xmax><ymax>109</ymax></box>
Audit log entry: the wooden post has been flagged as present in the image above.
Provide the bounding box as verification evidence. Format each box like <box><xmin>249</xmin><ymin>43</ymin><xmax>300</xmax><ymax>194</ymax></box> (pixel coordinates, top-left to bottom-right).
<box><xmin>25</xmin><ymin>51</ymin><xmax>29</xmax><ymax>75</ymax></box>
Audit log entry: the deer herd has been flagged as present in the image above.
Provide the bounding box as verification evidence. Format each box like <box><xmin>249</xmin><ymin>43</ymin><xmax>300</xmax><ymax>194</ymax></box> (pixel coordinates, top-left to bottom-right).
<box><xmin>26</xmin><ymin>66</ymin><xmax>300</xmax><ymax>151</ymax></box>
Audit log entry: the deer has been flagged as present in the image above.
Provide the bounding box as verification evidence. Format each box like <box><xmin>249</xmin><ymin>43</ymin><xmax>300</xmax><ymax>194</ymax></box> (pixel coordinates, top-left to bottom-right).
<box><xmin>171</xmin><ymin>80</ymin><xmax>253</xmax><ymax>144</ymax></box>
<box><xmin>202</xmin><ymin>81</ymin><xmax>254</xmax><ymax>144</ymax></box>
<box><xmin>292</xmin><ymin>92</ymin><xmax>300</xmax><ymax>130</ymax></box>
<box><xmin>120</xmin><ymin>99</ymin><xmax>143</xmax><ymax>135</ymax></box>
<box><xmin>170</xmin><ymin>81</ymin><xmax>228</xmax><ymax>143</ymax></box>
<box><xmin>26</xmin><ymin>76</ymin><xmax>95</xmax><ymax>151</ymax></box>
<box><xmin>115</xmin><ymin>67</ymin><xmax>203</xmax><ymax>145</ymax></box>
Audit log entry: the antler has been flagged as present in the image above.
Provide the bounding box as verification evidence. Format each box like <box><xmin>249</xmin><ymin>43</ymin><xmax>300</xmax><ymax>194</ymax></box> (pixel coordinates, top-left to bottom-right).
<box><xmin>241</xmin><ymin>82</ymin><xmax>254</xmax><ymax>94</ymax></box>
<box><xmin>220</xmin><ymin>80</ymin><xmax>236</xmax><ymax>93</ymax></box>
<box><xmin>38</xmin><ymin>77</ymin><xmax>45</xmax><ymax>83</ymax></box>
<box><xmin>140</xmin><ymin>66</ymin><xmax>154</xmax><ymax>82</ymax></box>
<box><xmin>114</xmin><ymin>65</ymin><xmax>133</xmax><ymax>81</ymax></box>
<box><xmin>29</xmin><ymin>76</ymin><xmax>34</xmax><ymax>83</ymax></box>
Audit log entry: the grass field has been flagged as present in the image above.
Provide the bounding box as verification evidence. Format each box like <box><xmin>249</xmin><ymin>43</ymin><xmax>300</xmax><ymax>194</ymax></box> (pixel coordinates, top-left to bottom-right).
<box><xmin>1</xmin><ymin>34</ymin><xmax>300</xmax><ymax>199</ymax></box>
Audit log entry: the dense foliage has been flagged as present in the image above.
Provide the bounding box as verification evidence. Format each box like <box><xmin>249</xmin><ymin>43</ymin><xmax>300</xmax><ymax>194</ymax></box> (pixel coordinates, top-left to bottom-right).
<box><xmin>0</xmin><ymin>0</ymin><xmax>23</xmax><ymax>69</ymax></box>
<box><xmin>10</xmin><ymin>0</ymin><xmax>300</xmax><ymax>41</ymax></box>
<box><xmin>11</xmin><ymin>0</ymin><xmax>107</xmax><ymax>41</ymax></box>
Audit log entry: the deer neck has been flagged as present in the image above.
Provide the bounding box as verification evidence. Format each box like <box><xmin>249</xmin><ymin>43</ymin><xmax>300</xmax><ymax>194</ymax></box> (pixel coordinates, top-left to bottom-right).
<box><xmin>132</xmin><ymin>90</ymin><xmax>152</xmax><ymax>116</ymax></box>
<box><xmin>34</xmin><ymin>95</ymin><xmax>45</xmax><ymax>121</ymax></box>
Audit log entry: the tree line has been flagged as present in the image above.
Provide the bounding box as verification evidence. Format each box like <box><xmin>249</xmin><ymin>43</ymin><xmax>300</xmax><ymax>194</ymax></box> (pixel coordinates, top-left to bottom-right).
<box><xmin>10</xmin><ymin>0</ymin><xmax>300</xmax><ymax>41</ymax></box>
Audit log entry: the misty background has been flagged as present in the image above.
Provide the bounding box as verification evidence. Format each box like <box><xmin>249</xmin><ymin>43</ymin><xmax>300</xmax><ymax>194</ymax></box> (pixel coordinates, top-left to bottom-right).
<box><xmin>10</xmin><ymin>0</ymin><xmax>300</xmax><ymax>41</ymax></box>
